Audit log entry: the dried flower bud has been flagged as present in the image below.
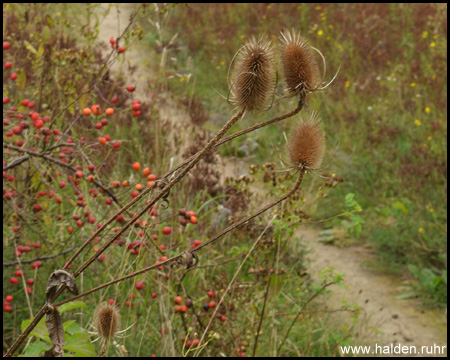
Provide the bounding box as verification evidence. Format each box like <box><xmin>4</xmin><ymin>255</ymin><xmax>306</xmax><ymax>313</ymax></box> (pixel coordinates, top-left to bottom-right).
<box><xmin>287</xmin><ymin>112</ymin><xmax>325</xmax><ymax>170</ymax></box>
<box><xmin>279</xmin><ymin>29</ymin><xmax>321</xmax><ymax>97</ymax></box>
<box><xmin>229</xmin><ymin>35</ymin><xmax>276</xmax><ymax>112</ymax></box>
<box><xmin>94</xmin><ymin>302</ymin><xmax>120</xmax><ymax>341</ymax></box>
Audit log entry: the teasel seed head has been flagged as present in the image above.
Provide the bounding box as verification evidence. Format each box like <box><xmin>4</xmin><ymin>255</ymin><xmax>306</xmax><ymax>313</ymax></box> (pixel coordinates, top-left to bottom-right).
<box><xmin>229</xmin><ymin>35</ymin><xmax>276</xmax><ymax>112</ymax></box>
<box><xmin>94</xmin><ymin>302</ymin><xmax>120</xmax><ymax>341</ymax></box>
<box><xmin>287</xmin><ymin>112</ymin><xmax>325</xmax><ymax>171</ymax></box>
<box><xmin>279</xmin><ymin>29</ymin><xmax>322</xmax><ymax>97</ymax></box>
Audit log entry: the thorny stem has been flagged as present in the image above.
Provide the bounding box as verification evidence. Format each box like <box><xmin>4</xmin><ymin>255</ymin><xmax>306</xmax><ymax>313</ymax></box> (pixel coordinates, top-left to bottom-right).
<box><xmin>54</xmin><ymin>171</ymin><xmax>305</xmax><ymax>309</ymax></box>
<box><xmin>166</xmin><ymin>98</ymin><xmax>304</xmax><ymax>178</ymax></box>
<box><xmin>193</xmin><ymin>170</ymin><xmax>304</xmax><ymax>252</ymax></box>
<box><xmin>5</xmin><ymin>109</ymin><xmax>245</xmax><ymax>357</ymax></box>
<box><xmin>3</xmin><ymin>143</ymin><xmax>120</xmax><ymax>204</ymax></box>
<box><xmin>62</xmin><ymin>100</ymin><xmax>302</xmax><ymax>271</ymax></box>
<box><xmin>73</xmin><ymin>109</ymin><xmax>245</xmax><ymax>277</ymax></box>
<box><xmin>4</xmin><ymin>21</ymin><xmax>306</xmax><ymax>357</ymax></box>
<box><xmin>9</xmin><ymin>167</ymin><xmax>302</xmax><ymax>359</ymax></box>
<box><xmin>3</xmin><ymin>102</ymin><xmax>303</xmax><ymax>358</ymax></box>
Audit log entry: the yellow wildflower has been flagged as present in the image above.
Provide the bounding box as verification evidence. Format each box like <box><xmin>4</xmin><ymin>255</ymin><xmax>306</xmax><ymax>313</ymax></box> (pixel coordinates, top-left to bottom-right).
<box><xmin>345</xmin><ymin>81</ymin><xmax>350</xmax><ymax>88</ymax></box>
<box><xmin>418</xmin><ymin>227</ymin><xmax>424</xmax><ymax>233</ymax></box>
<box><xmin>414</xmin><ymin>119</ymin><xmax>422</xmax><ymax>126</ymax></box>
<box><xmin>318</xmin><ymin>30</ymin><xmax>323</xmax><ymax>36</ymax></box>
<box><xmin>425</xmin><ymin>107</ymin><xmax>430</xmax><ymax>113</ymax></box>
<box><xmin>410</xmin><ymin>82</ymin><xmax>416</xmax><ymax>87</ymax></box>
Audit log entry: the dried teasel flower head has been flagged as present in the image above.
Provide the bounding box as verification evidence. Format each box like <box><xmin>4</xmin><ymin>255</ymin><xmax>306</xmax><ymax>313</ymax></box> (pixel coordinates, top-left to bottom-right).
<box><xmin>228</xmin><ymin>35</ymin><xmax>276</xmax><ymax>112</ymax></box>
<box><xmin>287</xmin><ymin>112</ymin><xmax>325</xmax><ymax>171</ymax></box>
<box><xmin>279</xmin><ymin>29</ymin><xmax>322</xmax><ymax>97</ymax></box>
<box><xmin>94</xmin><ymin>302</ymin><xmax>121</xmax><ymax>341</ymax></box>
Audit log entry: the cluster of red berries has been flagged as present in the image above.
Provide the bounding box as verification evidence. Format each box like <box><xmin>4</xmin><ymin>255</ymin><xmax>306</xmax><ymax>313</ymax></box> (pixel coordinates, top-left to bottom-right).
<box><xmin>4</xmin><ymin>295</ymin><xmax>14</xmax><ymax>313</ymax></box>
<box><xmin>3</xmin><ymin>92</ymin><xmax>57</xmax><ymax>144</ymax></box>
<box><xmin>154</xmin><ymin>255</ymin><xmax>168</xmax><ymax>269</ymax></box>
<box><xmin>131</xmin><ymin>99</ymin><xmax>141</xmax><ymax>117</ymax></box>
<box><xmin>184</xmin><ymin>338</ymin><xmax>200</xmax><ymax>349</ymax></box>
<box><xmin>109</xmin><ymin>37</ymin><xmax>125</xmax><ymax>53</ymax></box>
<box><xmin>202</xmin><ymin>290</ymin><xmax>218</xmax><ymax>312</ymax></box>
<box><xmin>174</xmin><ymin>296</ymin><xmax>192</xmax><ymax>314</ymax></box>
<box><xmin>7</xmin><ymin>265</ymin><xmax>36</xmax><ymax>306</ymax></box>
<box><xmin>179</xmin><ymin>208</ymin><xmax>198</xmax><ymax>226</ymax></box>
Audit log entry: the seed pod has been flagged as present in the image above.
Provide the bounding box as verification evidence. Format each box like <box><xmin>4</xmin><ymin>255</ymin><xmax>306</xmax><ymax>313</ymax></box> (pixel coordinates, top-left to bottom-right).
<box><xmin>279</xmin><ymin>29</ymin><xmax>321</xmax><ymax>97</ymax></box>
<box><xmin>94</xmin><ymin>302</ymin><xmax>120</xmax><ymax>341</ymax></box>
<box><xmin>287</xmin><ymin>112</ymin><xmax>325</xmax><ymax>170</ymax></box>
<box><xmin>229</xmin><ymin>35</ymin><xmax>276</xmax><ymax>112</ymax></box>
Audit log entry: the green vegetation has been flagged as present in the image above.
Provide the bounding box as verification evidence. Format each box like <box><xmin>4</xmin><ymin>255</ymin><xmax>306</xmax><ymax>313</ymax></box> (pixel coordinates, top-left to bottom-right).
<box><xmin>150</xmin><ymin>3</ymin><xmax>447</xmax><ymax>307</ymax></box>
<box><xmin>3</xmin><ymin>3</ymin><xmax>446</xmax><ymax>358</ymax></box>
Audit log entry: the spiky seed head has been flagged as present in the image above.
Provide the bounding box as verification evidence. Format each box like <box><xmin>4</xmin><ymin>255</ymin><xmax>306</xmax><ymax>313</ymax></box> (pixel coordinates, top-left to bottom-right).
<box><xmin>287</xmin><ymin>112</ymin><xmax>325</xmax><ymax>170</ymax></box>
<box><xmin>229</xmin><ymin>35</ymin><xmax>276</xmax><ymax>112</ymax></box>
<box><xmin>279</xmin><ymin>29</ymin><xmax>321</xmax><ymax>97</ymax></box>
<box><xmin>94</xmin><ymin>302</ymin><xmax>120</xmax><ymax>341</ymax></box>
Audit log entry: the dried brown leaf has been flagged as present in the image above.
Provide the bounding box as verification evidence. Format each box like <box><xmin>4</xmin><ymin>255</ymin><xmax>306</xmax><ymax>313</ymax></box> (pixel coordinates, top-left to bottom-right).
<box><xmin>46</xmin><ymin>269</ymin><xmax>79</xmax><ymax>302</ymax></box>
<box><xmin>45</xmin><ymin>306</ymin><xmax>65</xmax><ymax>357</ymax></box>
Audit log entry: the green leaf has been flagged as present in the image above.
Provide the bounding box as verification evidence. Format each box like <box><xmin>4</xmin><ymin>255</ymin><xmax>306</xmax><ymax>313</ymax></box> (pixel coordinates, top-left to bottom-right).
<box><xmin>42</xmin><ymin>26</ymin><xmax>51</xmax><ymax>43</ymax></box>
<box><xmin>24</xmin><ymin>40</ymin><xmax>38</xmax><ymax>55</ymax></box>
<box><xmin>23</xmin><ymin>341</ymin><xmax>51</xmax><ymax>357</ymax></box>
<box><xmin>59</xmin><ymin>301</ymin><xmax>87</xmax><ymax>314</ymax></box>
<box><xmin>63</xmin><ymin>320</ymin><xmax>84</xmax><ymax>335</ymax></box>
<box><xmin>268</xmin><ymin>275</ymin><xmax>285</xmax><ymax>299</ymax></box>
<box><xmin>393</xmin><ymin>201</ymin><xmax>408</xmax><ymax>214</ymax></box>
<box><xmin>317</xmin><ymin>229</ymin><xmax>335</xmax><ymax>244</ymax></box>
<box><xmin>21</xmin><ymin>317</ymin><xmax>51</xmax><ymax>343</ymax></box>
<box><xmin>345</xmin><ymin>193</ymin><xmax>355</xmax><ymax>205</ymax></box>
<box><xmin>395</xmin><ymin>292</ymin><xmax>418</xmax><ymax>300</ymax></box>
<box><xmin>37</xmin><ymin>43</ymin><xmax>44</xmax><ymax>58</ymax></box>
<box><xmin>63</xmin><ymin>333</ymin><xmax>96</xmax><ymax>357</ymax></box>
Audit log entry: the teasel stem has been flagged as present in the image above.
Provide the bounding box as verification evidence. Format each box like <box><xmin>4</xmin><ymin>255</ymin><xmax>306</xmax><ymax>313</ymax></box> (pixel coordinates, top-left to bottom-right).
<box><xmin>164</xmin><ymin>97</ymin><xmax>304</xmax><ymax>180</ymax></box>
<box><xmin>74</xmin><ymin>109</ymin><xmax>245</xmax><ymax>276</ymax></box>
<box><xmin>4</xmin><ymin>110</ymin><xmax>244</xmax><ymax>358</ymax></box>
<box><xmin>64</xmin><ymin>99</ymin><xmax>303</xmax><ymax>272</ymax></box>
<box><xmin>65</xmin><ymin>110</ymin><xmax>244</xmax><ymax>271</ymax></box>
<box><xmin>193</xmin><ymin>169</ymin><xmax>304</xmax><ymax>252</ymax></box>
<box><xmin>53</xmin><ymin>170</ymin><xmax>304</xmax><ymax>307</ymax></box>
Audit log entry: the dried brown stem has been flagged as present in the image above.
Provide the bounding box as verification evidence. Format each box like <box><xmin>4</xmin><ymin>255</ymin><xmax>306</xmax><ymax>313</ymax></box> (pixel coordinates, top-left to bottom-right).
<box><xmin>72</xmin><ymin>109</ymin><xmax>245</xmax><ymax>277</ymax></box>
<box><xmin>3</xmin><ymin>143</ymin><xmax>120</xmax><ymax>204</ymax></box>
<box><xmin>165</xmin><ymin>98</ymin><xmax>304</xmax><ymax>179</ymax></box>
<box><xmin>53</xmin><ymin>171</ymin><xmax>304</xmax><ymax>311</ymax></box>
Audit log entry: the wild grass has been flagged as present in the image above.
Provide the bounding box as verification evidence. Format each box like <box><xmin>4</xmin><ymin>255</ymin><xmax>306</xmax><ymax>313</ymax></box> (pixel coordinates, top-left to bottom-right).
<box><xmin>152</xmin><ymin>3</ymin><xmax>448</xmax><ymax>307</ymax></box>
<box><xmin>3</xmin><ymin>3</ymin><xmax>359</xmax><ymax>357</ymax></box>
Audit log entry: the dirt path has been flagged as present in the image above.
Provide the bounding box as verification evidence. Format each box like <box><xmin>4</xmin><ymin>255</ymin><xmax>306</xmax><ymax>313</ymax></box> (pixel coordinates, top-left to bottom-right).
<box><xmin>301</xmin><ymin>228</ymin><xmax>447</xmax><ymax>356</ymax></box>
<box><xmin>97</xmin><ymin>4</ymin><xmax>447</xmax><ymax>357</ymax></box>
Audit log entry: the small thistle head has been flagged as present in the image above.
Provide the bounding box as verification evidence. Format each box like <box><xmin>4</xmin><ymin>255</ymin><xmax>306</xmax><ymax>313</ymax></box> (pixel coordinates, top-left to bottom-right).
<box><xmin>279</xmin><ymin>29</ymin><xmax>322</xmax><ymax>97</ymax></box>
<box><xmin>94</xmin><ymin>302</ymin><xmax>120</xmax><ymax>341</ymax></box>
<box><xmin>287</xmin><ymin>112</ymin><xmax>325</xmax><ymax>171</ymax></box>
<box><xmin>229</xmin><ymin>35</ymin><xmax>276</xmax><ymax>112</ymax></box>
